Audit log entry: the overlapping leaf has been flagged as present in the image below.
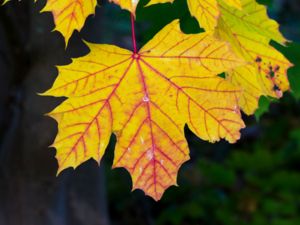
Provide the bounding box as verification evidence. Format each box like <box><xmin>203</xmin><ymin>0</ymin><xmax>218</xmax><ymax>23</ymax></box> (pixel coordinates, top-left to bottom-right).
<box><xmin>42</xmin><ymin>0</ymin><xmax>97</xmax><ymax>45</ymax></box>
<box><xmin>44</xmin><ymin>20</ymin><xmax>245</xmax><ymax>200</ymax></box>
<box><xmin>187</xmin><ymin>0</ymin><xmax>242</xmax><ymax>31</ymax></box>
<box><xmin>109</xmin><ymin>0</ymin><xmax>174</xmax><ymax>15</ymax></box>
<box><xmin>215</xmin><ymin>0</ymin><xmax>292</xmax><ymax>114</ymax></box>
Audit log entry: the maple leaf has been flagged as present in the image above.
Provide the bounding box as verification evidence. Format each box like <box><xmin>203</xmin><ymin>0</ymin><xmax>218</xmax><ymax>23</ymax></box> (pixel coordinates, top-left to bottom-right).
<box><xmin>109</xmin><ymin>0</ymin><xmax>174</xmax><ymax>15</ymax></box>
<box><xmin>215</xmin><ymin>0</ymin><xmax>293</xmax><ymax>114</ymax></box>
<box><xmin>44</xmin><ymin>20</ymin><xmax>245</xmax><ymax>200</ymax></box>
<box><xmin>187</xmin><ymin>0</ymin><xmax>242</xmax><ymax>31</ymax></box>
<box><xmin>42</xmin><ymin>0</ymin><xmax>97</xmax><ymax>45</ymax></box>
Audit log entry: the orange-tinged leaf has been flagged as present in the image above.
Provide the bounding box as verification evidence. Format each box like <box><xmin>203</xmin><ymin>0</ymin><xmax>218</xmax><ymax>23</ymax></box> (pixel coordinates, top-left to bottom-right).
<box><xmin>109</xmin><ymin>0</ymin><xmax>173</xmax><ymax>15</ymax></box>
<box><xmin>42</xmin><ymin>0</ymin><xmax>97</xmax><ymax>46</ymax></box>
<box><xmin>187</xmin><ymin>0</ymin><xmax>242</xmax><ymax>31</ymax></box>
<box><xmin>45</xmin><ymin>20</ymin><xmax>245</xmax><ymax>200</ymax></box>
<box><xmin>215</xmin><ymin>0</ymin><xmax>292</xmax><ymax>114</ymax></box>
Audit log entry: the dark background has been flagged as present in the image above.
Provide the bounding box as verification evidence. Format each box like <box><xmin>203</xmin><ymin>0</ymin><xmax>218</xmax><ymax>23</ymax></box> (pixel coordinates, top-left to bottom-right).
<box><xmin>0</xmin><ymin>0</ymin><xmax>300</xmax><ymax>225</ymax></box>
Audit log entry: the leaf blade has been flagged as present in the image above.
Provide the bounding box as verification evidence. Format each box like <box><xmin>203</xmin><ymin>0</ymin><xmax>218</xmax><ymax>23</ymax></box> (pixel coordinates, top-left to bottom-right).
<box><xmin>46</xmin><ymin>20</ymin><xmax>245</xmax><ymax>200</ymax></box>
<box><xmin>216</xmin><ymin>0</ymin><xmax>292</xmax><ymax>114</ymax></box>
<box><xmin>42</xmin><ymin>0</ymin><xmax>97</xmax><ymax>46</ymax></box>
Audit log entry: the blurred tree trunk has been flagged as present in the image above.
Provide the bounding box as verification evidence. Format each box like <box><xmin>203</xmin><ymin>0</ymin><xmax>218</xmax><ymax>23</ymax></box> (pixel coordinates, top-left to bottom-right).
<box><xmin>0</xmin><ymin>1</ymin><xmax>110</xmax><ymax>225</ymax></box>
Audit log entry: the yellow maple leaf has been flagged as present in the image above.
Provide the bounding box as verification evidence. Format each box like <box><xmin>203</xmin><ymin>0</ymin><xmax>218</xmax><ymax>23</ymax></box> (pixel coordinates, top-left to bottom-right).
<box><xmin>109</xmin><ymin>0</ymin><xmax>174</xmax><ymax>15</ymax></box>
<box><xmin>44</xmin><ymin>20</ymin><xmax>245</xmax><ymax>200</ymax></box>
<box><xmin>215</xmin><ymin>0</ymin><xmax>293</xmax><ymax>114</ymax></box>
<box><xmin>187</xmin><ymin>0</ymin><xmax>242</xmax><ymax>31</ymax></box>
<box><xmin>41</xmin><ymin>0</ymin><xmax>97</xmax><ymax>46</ymax></box>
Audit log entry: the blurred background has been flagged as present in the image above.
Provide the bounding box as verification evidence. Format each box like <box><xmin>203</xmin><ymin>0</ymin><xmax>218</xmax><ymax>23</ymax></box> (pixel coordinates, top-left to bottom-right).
<box><xmin>0</xmin><ymin>0</ymin><xmax>300</xmax><ymax>224</ymax></box>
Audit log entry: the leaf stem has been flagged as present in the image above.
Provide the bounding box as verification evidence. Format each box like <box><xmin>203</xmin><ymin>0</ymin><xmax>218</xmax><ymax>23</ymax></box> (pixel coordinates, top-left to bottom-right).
<box><xmin>130</xmin><ymin>13</ymin><xmax>137</xmax><ymax>53</ymax></box>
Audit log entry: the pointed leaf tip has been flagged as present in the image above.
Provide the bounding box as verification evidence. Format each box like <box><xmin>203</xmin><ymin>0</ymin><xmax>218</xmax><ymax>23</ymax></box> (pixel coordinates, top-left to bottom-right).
<box><xmin>42</xmin><ymin>0</ymin><xmax>97</xmax><ymax>46</ymax></box>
